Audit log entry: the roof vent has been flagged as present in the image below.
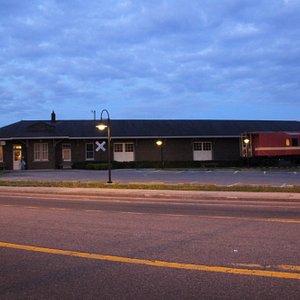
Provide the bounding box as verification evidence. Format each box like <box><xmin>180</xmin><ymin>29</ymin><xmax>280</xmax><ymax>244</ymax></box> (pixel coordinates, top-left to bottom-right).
<box><xmin>51</xmin><ymin>111</ymin><xmax>56</xmax><ymax>122</ymax></box>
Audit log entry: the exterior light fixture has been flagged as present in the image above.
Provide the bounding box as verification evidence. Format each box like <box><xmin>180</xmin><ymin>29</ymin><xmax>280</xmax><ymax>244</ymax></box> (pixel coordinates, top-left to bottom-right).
<box><xmin>242</xmin><ymin>136</ymin><xmax>250</xmax><ymax>167</ymax></box>
<box><xmin>243</xmin><ymin>138</ymin><xmax>250</xmax><ymax>145</ymax></box>
<box><xmin>156</xmin><ymin>140</ymin><xmax>163</xmax><ymax>146</ymax></box>
<box><xmin>156</xmin><ymin>139</ymin><xmax>164</xmax><ymax>168</ymax></box>
<box><xmin>96</xmin><ymin>123</ymin><xmax>107</xmax><ymax>131</ymax></box>
<box><xmin>96</xmin><ymin>109</ymin><xmax>112</xmax><ymax>183</ymax></box>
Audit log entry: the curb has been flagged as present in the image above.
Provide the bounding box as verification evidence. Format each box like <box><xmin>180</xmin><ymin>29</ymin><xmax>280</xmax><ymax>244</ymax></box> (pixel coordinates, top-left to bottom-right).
<box><xmin>1</xmin><ymin>186</ymin><xmax>300</xmax><ymax>202</ymax></box>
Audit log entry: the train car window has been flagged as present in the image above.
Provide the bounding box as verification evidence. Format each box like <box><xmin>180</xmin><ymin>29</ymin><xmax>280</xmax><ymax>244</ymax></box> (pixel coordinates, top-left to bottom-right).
<box><xmin>292</xmin><ymin>138</ymin><xmax>298</xmax><ymax>147</ymax></box>
<box><xmin>285</xmin><ymin>138</ymin><xmax>291</xmax><ymax>146</ymax></box>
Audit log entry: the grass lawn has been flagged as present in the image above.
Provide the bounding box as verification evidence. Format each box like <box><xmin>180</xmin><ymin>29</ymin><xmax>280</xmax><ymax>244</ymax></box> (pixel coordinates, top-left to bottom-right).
<box><xmin>0</xmin><ymin>180</ymin><xmax>299</xmax><ymax>193</ymax></box>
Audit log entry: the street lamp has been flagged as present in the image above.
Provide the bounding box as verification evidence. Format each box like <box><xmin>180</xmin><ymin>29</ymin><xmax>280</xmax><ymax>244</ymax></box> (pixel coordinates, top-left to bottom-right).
<box><xmin>156</xmin><ymin>139</ymin><xmax>164</xmax><ymax>168</ymax></box>
<box><xmin>243</xmin><ymin>137</ymin><xmax>250</xmax><ymax>167</ymax></box>
<box><xmin>156</xmin><ymin>140</ymin><xmax>163</xmax><ymax>147</ymax></box>
<box><xmin>96</xmin><ymin>109</ymin><xmax>112</xmax><ymax>183</ymax></box>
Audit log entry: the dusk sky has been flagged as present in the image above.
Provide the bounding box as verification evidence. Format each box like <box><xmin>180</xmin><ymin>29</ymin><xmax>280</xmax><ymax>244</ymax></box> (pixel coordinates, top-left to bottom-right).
<box><xmin>1</xmin><ymin>0</ymin><xmax>300</xmax><ymax>127</ymax></box>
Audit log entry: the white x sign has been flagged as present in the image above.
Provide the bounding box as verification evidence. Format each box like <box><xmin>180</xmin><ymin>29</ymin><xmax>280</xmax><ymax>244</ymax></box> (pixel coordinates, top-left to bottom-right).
<box><xmin>95</xmin><ymin>141</ymin><xmax>106</xmax><ymax>152</ymax></box>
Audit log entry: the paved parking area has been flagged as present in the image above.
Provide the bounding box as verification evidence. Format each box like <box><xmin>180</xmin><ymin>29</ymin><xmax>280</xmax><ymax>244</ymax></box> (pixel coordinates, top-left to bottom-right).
<box><xmin>0</xmin><ymin>169</ymin><xmax>299</xmax><ymax>186</ymax></box>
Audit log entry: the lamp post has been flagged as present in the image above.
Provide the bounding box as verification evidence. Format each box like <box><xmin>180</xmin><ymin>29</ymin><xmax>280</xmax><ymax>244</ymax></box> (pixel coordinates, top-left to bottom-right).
<box><xmin>96</xmin><ymin>109</ymin><xmax>112</xmax><ymax>183</ymax></box>
<box><xmin>243</xmin><ymin>137</ymin><xmax>250</xmax><ymax>167</ymax></box>
<box><xmin>156</xmin><ymin>139</ymin><xmax>164</xmax><ymax>169</ymax></box>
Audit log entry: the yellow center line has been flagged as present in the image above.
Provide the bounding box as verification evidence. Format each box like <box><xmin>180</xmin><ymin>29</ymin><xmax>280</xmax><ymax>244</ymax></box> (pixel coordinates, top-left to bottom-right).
<box><xmin>233</xmin><ymin>263</ymin><xmax>300</xmax><ymax>272</ymax></box>
<box><xmin>0</xmin><ymin>241</ymin><xmax>299</xmax><ymax>280</ymax></box>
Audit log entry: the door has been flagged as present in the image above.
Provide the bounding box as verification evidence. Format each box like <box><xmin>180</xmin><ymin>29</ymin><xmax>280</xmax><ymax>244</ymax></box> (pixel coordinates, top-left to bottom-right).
<box><xmin>13</xmin><ymin>145</ymin><xmax>22</xmax><ymax>170</ymax></box>
<box><xmin>113</xmin><ymin>143</ymin><xmax>134</xmax><ymax>162</ymax></box>
<box><xmin>62</xmin><ymin>144</ymin><xmax>72</xmax><ymax>168</ymax></box>
<box><xmin>193</xmin><ymin>142</ymin><xmax>212</xmax><ymax>161</ymax></box>
<box><xmin>62</xmin><ymin>144</ymin><xmax>71</xmax><ymax>162</ymax></box>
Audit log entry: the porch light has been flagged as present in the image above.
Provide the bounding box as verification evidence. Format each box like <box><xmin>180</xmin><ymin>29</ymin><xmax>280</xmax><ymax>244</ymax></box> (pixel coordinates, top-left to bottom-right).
<box><xmin>243</xmin><ymin>138</ymin><xmax>250</xmax><ymax>145</ymax></box>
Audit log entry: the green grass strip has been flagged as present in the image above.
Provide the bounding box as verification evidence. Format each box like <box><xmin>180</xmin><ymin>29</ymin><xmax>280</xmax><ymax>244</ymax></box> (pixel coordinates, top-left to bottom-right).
<box><xmin>0</xmin><ymin>180</ymin><xmax>300</xmax><ymax>193</ymax></box>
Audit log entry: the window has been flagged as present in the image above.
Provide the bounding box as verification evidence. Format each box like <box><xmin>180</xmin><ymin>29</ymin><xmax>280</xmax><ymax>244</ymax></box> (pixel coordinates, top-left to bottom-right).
<box><xmin>0</xmin><ymin>146</ymin><xmax>3</xmax><ymax>162</ymax></box>
<box><xmin>114</xmin><ymin>144</ymin><xmax>123</xmax><ymax>152</ymax></box>
<box><xmin>286</xmin><ymin>138</ymin><xmax>291</xmax><ymax>146</ymax></box>
<box><xmin>86</xmin><ymin>143</ymin><xmax>94</xmax><ymax>160</ymax></box>
<box><xmin>203</xmin><ymin>142</ymin><xmax>212</xmax><ymax>151</ymax></box>
<box><xmin>125</xmin><ymin>143</ymin><xmax>134</xmax><ymax>152</ymax></box>
<box><xmin>194</xmin><ymin>142</ymin><xmax>212</xmax><ymax>151</ymax></box>
<box><xmin>292</xmin><ymin>138</ymin><xmax>299</xmax><ymax>147</ymax></box>
<box><xmin>34</xmin><ymin>143</ymin><xmax>48</xmax><ymax>161</ymax></box>
<box><xmin>193</xmin><ymin>142</ymin><xmax>202</xmax><ymax>151</ymax></box>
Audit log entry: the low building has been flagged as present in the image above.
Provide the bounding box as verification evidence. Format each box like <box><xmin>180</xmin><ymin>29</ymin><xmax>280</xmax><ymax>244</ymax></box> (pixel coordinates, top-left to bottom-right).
<box><xmin>1</xmin><ymin>112</ymin><xmax>300</xmax><ymax>170</ymax></box>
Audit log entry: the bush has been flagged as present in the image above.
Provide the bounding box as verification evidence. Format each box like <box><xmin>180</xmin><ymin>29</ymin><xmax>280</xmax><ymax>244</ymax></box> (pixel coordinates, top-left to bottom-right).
<box><xmin>72</xmin><ymin>160</ymin><xmax>244</xmax><ymax>170</ymax></box>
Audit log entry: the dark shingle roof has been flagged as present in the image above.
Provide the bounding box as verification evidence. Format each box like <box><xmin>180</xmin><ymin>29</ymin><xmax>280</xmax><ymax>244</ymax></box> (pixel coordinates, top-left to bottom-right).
<box><xmin>1</xmin><ymin>119</ymin><xmax>300</xmax><ymax>139</ymax></box>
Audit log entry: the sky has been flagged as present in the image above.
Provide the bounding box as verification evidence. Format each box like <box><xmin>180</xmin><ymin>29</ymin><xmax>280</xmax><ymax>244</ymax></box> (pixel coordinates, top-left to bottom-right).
<box><xmin>1</xmin><ymin>0</ymin><xmax>300</xmax><ymax>127</ymax></box>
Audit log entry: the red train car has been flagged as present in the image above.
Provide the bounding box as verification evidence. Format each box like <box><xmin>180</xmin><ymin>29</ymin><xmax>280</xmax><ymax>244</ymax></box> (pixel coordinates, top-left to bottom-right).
<box><xmin>241</xmin><ymin>132</ymin><xmax>300</xmax><ymax>158</ymax></box>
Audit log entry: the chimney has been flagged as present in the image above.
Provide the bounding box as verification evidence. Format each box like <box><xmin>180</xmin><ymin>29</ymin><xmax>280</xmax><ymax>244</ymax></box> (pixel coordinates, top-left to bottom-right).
<box><xmin>51</xmin><ymin>110</ymin><xmax>56</xmax><ymax>122</ymax></box>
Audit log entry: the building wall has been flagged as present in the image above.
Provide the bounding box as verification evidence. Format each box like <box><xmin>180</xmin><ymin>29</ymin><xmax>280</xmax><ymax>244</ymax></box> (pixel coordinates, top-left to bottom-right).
<box><xmin>134</xmin><ymin>138</ymin><xmax>240</xmax><ymax>162</ymax></box>
<box><xmin>1</xmin><ymin>141</ymin><xmax>12</xmax><ymax>169</ymax></box>
<box><xmin>0</xmin><ymin>137</ymin><xmax>241</xmax><ymax>170</ymax></box>
<box><xmin>133</xmin><ymin>139</ymin><xmax>191</xmax><ymax>161</ymax></box>
<box><xmin>26</xmin><ymin>140</ymin><xmax>56</xmax><ymax>169</ymax></box>
<box><xmin>212</xmin><ymin>138</ymin><xmax>240</xmax><ymax>161</ymax></box>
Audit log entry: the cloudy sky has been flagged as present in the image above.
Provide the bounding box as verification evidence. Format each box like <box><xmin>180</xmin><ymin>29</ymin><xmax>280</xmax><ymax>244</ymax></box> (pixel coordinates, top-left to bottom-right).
<box><xmin>1</xmin><ymin>0</ymin><xmax>300</xmax><ymax>127</ymax></box>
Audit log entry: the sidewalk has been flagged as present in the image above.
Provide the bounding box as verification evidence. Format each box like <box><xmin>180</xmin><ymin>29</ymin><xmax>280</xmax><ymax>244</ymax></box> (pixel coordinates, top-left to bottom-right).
<box><xmin>1</xmin><ymin>186</ymin><xmax>300</xmax><ymax>202</ymax></box>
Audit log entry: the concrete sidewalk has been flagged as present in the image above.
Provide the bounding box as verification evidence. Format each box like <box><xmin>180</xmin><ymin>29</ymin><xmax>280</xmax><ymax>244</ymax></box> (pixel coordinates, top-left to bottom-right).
<box><xmin>1</xmin><ymin>186</ymin><xmax>300</xmax><ymax>202</ymax></box>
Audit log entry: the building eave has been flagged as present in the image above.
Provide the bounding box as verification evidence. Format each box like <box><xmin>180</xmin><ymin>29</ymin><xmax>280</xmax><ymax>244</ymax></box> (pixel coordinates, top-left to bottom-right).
<box><xmin>0</xmin><ymin>136</ymin><xmax>70</xmax><ymax>140</ymax></box>
<box><xmin>0</xmin><ymin>135</ymin><xmax>240</xmax><ymax>141</ymax></box>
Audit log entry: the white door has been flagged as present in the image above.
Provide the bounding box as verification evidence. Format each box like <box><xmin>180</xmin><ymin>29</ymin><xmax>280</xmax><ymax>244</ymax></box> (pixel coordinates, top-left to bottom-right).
<box><xmin>193</xmin><ymin>142</ymin><xmax>212</xmax><ymax>161</ymax></box>
<box><xmin>13</xmin><ymin>146</ymin><xmax>22</xmax><ymax>170</ymax></box>
<box><xmin>114</xmin><ymin>143</ymin><xmax>134</xmax><ymax>162</ymax></box>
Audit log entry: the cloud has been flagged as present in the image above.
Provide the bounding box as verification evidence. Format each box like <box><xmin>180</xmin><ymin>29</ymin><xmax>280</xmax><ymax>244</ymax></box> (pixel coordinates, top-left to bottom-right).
<box><xmin>0</xmin><ymin>0</ymin><xmax>300</xmax><ymax>126</ymax></box>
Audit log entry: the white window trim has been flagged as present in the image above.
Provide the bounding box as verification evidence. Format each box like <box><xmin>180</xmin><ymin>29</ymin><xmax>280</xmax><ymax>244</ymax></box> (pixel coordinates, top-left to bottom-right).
<box><xmin>114</xmin><ymin>143</ymin><xmax>123</xmax><ymax>152</ymax></box>
<box><xmin>85</xmin><ymin>143</ymin><xmax>95</xmax><ymax>161</ymax></box>
<box><xmin>0</xmin><ymin>145</ymin><xmax>3</xmax><ymax>162</ymax></box>
<box><xmin>34</xmin><ymin>143</ymin><xmax>49</xmax><ymax>161</ymax></box>
<box><xmin>125</xmin><ymin>143</ymin><xmax>134</xmax><ymax>152</ymax></box>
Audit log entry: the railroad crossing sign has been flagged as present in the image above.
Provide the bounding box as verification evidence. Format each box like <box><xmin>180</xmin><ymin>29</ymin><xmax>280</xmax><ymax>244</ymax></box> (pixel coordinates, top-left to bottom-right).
<box><xmin>95</xmin><ymin>141</ymin><xmax>106</xmax><ymax>152</ymax></box>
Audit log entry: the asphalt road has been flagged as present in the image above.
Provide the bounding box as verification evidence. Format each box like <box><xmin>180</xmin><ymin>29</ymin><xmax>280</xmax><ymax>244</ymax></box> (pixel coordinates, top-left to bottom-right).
<box><xmin>1</xmin><ymin>169</ymin><xmax>300</xmax><ymax>186</ymax></box>
<box><xmin>0</xmin><ymin>190</ymin><xmax>299</xmax><ymax>299</ymax></box>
